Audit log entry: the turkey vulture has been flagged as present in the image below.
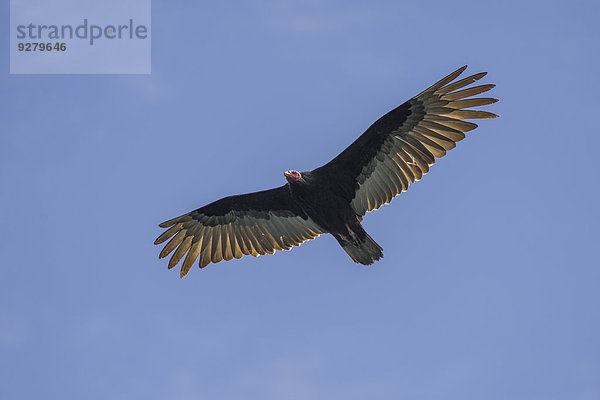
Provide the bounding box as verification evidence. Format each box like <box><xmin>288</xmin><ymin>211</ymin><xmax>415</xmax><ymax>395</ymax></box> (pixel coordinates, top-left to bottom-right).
<box><xmin>155</xmin><ymin>66</ymin><xmax>497</xmax><ymax>277</ymax></box>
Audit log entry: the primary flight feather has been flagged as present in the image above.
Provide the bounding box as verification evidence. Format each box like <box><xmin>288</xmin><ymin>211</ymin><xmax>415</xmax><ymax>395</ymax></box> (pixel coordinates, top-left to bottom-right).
<box><xmin>155</xmin><ymin>66</ymin><xmax>498</xmax><ymax>277</ymax></box>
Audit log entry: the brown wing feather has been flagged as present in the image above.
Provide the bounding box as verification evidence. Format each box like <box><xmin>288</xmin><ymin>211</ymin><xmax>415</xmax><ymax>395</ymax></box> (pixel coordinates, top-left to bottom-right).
<box><xmin>155</xmin><ymin>186</ymin><xmax>325</xmax><ymax>277</ymax></box>
<box><xmin>350</xmin><ymin>66</ymin><xmax>498</xmax><ymax>215</ymax></box>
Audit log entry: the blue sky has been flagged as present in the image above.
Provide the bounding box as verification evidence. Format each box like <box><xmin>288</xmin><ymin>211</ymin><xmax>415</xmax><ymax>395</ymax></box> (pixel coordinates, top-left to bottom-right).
<box><xmin>2</xmin><ymin>1</ymin><xmax>599</xmax><ymax>399</ymax></box>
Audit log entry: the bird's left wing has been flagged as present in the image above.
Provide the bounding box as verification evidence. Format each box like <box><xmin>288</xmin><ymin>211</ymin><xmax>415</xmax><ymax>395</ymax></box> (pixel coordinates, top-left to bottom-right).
<box><xmin>313</xmin><ymin>65</ymin><xmax>498</xmax><ymax>216</ymax></box>
<box><xmin>154</xmin><ymin>185</ymin><xmax>324</xmax><ymax>277</ymax></box>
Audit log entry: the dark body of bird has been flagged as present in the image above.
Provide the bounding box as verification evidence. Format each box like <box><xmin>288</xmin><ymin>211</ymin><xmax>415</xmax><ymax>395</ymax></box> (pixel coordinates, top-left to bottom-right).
<box><xmin>286</xmin><ymin>170</ymin><xmax>381</xmax><ymax>265</ymax></box>
<box><xmin>155</xmin><ymin>66</ymin><xmax>498</xmax><ymax>277</ymax></box>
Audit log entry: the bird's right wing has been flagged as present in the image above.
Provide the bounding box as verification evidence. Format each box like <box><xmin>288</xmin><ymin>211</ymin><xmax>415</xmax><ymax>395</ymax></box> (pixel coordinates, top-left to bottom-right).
<box><xmin>154</xmin><ymin>185</ymin><xmax>324</xmax><ymax>277</ymax></box>
<box><xmin>314</xmin><ymin>66</ymin><xmax>498</xmax><ymax>216</ymax></box>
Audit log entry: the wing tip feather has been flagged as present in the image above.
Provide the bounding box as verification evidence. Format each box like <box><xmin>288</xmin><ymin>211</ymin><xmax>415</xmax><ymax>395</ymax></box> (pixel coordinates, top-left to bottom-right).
<box><xmin>159</xmin><ymin>219</ymin><xmax>177</xmax><ymax>228</ymax></box>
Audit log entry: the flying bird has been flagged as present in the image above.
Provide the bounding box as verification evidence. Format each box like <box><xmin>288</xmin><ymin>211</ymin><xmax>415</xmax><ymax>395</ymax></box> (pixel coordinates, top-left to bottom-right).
<box><xmin>155</xmin><ymin>66</ymin><xmax>498</xmax><ymax>277</ymax></box>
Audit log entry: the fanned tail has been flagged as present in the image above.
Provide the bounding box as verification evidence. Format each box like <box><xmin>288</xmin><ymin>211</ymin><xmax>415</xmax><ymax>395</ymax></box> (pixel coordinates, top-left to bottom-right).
<box><xmin>339</xmin><ymin>233</ymin><xmax>383</xmax><ymax>265</ymax></box>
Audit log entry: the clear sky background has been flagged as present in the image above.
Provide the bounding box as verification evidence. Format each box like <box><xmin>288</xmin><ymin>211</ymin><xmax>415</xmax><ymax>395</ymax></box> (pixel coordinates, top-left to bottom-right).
<box><xmin>1</xmin><ymin>1</ymin><xmax>599</xmax><ymax>399</ymax></box>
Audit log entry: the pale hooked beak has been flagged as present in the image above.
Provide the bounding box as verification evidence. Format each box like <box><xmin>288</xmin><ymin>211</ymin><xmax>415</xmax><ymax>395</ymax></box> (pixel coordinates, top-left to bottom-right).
<box><xmin>284</xmin><ymin>171</ymin><xmax>291</xmax><ymax>178</ymax></box>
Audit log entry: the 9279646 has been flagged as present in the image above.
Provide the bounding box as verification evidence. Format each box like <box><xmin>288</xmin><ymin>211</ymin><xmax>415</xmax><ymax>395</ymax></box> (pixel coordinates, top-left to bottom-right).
<box><xmin>18</xmin><ymin>42</ymin><xmax>67</xmax><ymax>52</ymax></box>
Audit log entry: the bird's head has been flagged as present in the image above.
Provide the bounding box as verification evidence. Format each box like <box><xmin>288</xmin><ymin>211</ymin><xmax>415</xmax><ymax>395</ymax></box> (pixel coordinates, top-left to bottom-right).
<box><xmin>284</xmin><ymin>170</ymin><xmax>302</xmax><ymax>183</ymax></box>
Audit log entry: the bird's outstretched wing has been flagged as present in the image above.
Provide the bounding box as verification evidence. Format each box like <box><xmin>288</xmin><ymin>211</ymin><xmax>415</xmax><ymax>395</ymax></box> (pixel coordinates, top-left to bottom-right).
<box><xmin>314</xmin><ymin>66</ymin><xmax>498</xmax><ymax>216</ymax></box>
<box><xmin>155</xmin><ymin>185</ymin><xmax>324</xmax><ymax>277</ymax></box>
